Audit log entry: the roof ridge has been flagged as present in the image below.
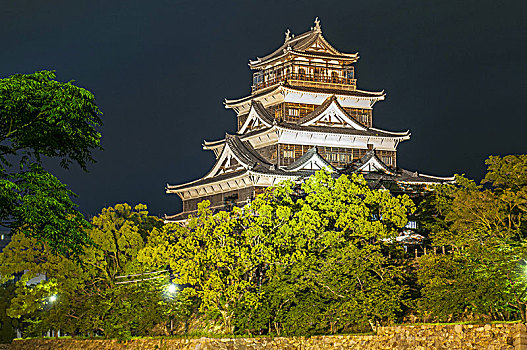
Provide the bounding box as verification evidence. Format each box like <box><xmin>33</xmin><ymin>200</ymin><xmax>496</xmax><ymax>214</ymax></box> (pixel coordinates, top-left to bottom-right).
<box><xmin>248</xmin><ymin>22</ymin><xmax>358</xmax><ymax>69</ymax></box>
<box><xmin>251</xmin><ymin>100</ymin><xmax>275</xmax><ymax>124</ymax></box>
<box><xmin>249</xmin><ymin>30</ymin><xmax>316</xmax><ymax>65</ymax></box>
<box><xmin>226</xmin><ymin>133</ymin><xmax>271</xmax><ymax>166</ymax></box>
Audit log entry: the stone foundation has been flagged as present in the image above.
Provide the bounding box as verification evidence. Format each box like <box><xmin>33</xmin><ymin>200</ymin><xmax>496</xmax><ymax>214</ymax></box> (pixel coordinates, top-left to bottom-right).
<box><xmin>5</xmin><ymin>323</ymin><xmax>527</xmax><ymax>349</ymax></box>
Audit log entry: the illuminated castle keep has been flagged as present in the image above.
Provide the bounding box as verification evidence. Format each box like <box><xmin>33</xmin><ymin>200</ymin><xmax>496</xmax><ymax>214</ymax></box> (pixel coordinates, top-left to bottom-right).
<box><xmin>165</xmin><ymin>19</ymin><xmax>453</xmax><ymax>222</ymax></box>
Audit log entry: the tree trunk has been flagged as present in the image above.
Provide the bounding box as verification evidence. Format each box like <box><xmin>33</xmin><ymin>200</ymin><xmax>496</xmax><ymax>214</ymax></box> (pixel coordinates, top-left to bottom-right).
<box><xmin>220</xmin><ymin>310</ymin><xmax>234</xmax><ymax>334</ymax></box>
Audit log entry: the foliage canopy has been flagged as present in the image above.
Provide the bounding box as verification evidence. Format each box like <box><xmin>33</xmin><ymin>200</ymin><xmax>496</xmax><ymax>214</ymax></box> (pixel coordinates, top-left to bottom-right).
<box><xmin>0</xmin><ymin>204</ymin><xmax>168</xmax><ymax>339</ymax></box>
<box><xmin>3</xmin><ymin>155</ymin><xmax>527</xmax><ymax>338</ymax></box>
<box><xmin>0</xmin><ymin>70</ymin><xmax>102</xmax><ymax>256</ymax></box>
<box><xmin>140</xmin><ymin>171</ymin><xmax>415</xmax><ymax>335</ymax></box>
<box><xmin>417</xmin><ymin>155</ymin><xmax>527</xmax><ymax>322</ymax></box>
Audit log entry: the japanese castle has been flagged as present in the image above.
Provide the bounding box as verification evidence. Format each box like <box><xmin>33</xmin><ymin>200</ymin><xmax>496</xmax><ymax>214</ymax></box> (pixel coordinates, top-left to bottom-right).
<box><xmin>165</xmin><ymin>19</ymin><xmax>453</xmax><ymax>222</ymax></box>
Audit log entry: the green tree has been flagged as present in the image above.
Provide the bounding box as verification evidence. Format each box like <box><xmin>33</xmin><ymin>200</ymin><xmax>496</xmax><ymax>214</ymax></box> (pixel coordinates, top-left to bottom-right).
<box><xmin>139</xmin><ymin>171</ymin><xmax>415</xmax><ymax>335</ymax></box>
<box><xmin>417</xmin><ymin>155</ymin><xmax>527</xmax><ymax>322</ymax></box>
<box><xmin>0</xmin><ymin>282</ymin><xmax>19</xmax><ymax>343</ymax></box>
<box><xmin>139</xmin><ymin>202</ymin><xmax>267</xmax><ymax>334</ymax></box>
<box><xmin>0</xmin><ymin>70</ymin><xmax>102</xmax><ymax>256</ymax></box>
<box><xmin>247</xmin><ymin>171</ymin><xmax>414</xmax><ymax>335</ymax></box>
<box><xmin>0</xmin><ymin>203</ymin><xmax>168</xmax><ymax>339</ymax></box>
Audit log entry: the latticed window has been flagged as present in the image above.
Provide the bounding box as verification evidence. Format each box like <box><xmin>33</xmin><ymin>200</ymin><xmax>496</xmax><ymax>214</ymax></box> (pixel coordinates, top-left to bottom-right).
<box><xmin>327</xmin><ymin>153</ymin><xmax>338</xmax><ymax>162</ymax></box>
<box><xmin>284</xmin><ymin>150</ymin><xmax>294</xmax><ymax>158</ymax></box>
<box><xmin>339</xmin><ymin>154</ymin><xmax>350</xmax><ymax>163</ymax></box>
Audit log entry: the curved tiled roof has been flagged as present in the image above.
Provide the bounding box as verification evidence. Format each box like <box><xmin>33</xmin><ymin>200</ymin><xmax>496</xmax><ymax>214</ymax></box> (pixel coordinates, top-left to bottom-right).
<box><xmin>225</xmin><ymin>134</ymin><xmax>271</xmax><ymax>168</ymax></box>
<box><xmin>248</xmin><ymin>22</ymin><xmax>358</xmax><ymax>69</ymax></box>
<box><xmin>278</xmin><ymin>122</ymin><xmax>410</xmax><ymax>139</ymax></box>
<box><xmin>342</xmin><ymin>151</ymin><xmax>455</xmax><ymax>184</ymax></box>
<box><xmin>166</xmin><ymin>169</ymin><xmax>248</xmax><ymax>191</ymax></box>
<box><xmin>251</xmin><ymin>100</ymin><xmax>275</xmax><ymax>125</ymax></box>
<box><xmin>225</xmin><ymin>83</ymin><xmax>385</xmax><ymax>108</ymax></box>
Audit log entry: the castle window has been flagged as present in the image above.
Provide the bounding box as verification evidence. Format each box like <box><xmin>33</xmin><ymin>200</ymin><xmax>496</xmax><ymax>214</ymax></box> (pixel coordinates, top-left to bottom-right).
<box><xmin>327</xmin><ymin>153</ymin><xmax>338</xmax><ymax>162</ymax></box>
<box><xmin>331</xmin><ymin>71</ymin><xmax>339</xmax><ymax>83</ymax></box>
<box><xmin>288</xmin><ymin>108</ymin><xmax>299</xmax><ymax>117</ymax></box>
<box><xmin>339</xmin><ymin>154</ymin><xmax>349</xmax><ymax>163</ymax></box>
<box><xmin>345</xmin><ymin>68</ymin><xmax>354</xmax><ymax>81</ymax></box>
<box><xmin>360</xmin><ymin>114</ymin><xmax>368</xmax><ymax>124</ymax></box>
<box><xmin>298</xmin><ymin>68</ymin><xmax>306</xmax><ymax>80</ymax></box>
<box><xmin>314</xmin><ymin>67</ymin><xmax>323</xmax><ymax>79</ymax></box>
<box><xmin>382</xmin><ymin>155</ymin><xmax>393</xmax><ymax>165</ymax></box>
<box><xmin>283</xmin><ymin>150</ymin><xmax>294</xmax><ymax>158</ymax></box>
<box><xmin>253</xmin><ymin>72</ymin><xmax>263</xmax><ymax>86</ymax></box>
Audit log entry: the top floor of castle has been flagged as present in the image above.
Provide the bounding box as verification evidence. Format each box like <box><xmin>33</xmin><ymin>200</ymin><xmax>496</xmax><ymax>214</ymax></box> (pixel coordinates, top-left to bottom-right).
<box><xmin>249</xmin><ymin>18</ymin><xmax>359</xmax><ymax>94</ymax></box>
<box><xmin>224</xmin><ymin>19</ymin><xmax>386</xmax><ymax>131</ymax></box>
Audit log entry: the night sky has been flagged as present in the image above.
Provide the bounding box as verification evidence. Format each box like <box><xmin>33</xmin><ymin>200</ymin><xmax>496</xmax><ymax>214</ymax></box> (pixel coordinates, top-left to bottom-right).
<box><xmin>2</xmin><ymin>1</ymin><xmax>527</xmax><ymax>218</ymax></box>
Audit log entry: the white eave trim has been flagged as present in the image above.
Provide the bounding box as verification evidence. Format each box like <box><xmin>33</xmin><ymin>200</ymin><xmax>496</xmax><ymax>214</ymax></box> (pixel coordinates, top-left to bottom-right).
<box><xmin>276</xmin><ymin>125</ymin><xmax>409</xmax><ymax>142</ymax></box>
<box><xmin>167</xmin><ymin>172</ymin><xmax>253</xmax><ymax>197</ymax></box>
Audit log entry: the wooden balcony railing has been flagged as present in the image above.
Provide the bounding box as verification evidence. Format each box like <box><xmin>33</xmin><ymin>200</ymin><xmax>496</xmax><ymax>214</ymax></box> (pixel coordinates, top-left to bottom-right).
<box><xmin>252</xmin><ymin>72</ymin><xmax>357</xmax><ymax>94</ymax></box>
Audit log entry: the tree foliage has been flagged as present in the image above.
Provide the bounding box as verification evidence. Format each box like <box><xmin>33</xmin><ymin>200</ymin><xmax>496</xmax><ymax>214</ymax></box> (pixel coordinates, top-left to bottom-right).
<box><xmin>0</xmin><ymin>282</ymin><xmax>19</xmax><ymax>344</ymax></box>
<box><xmin>0</xmin><ymin>204</ymin><xmax>171</xmax><ymax>339</ymax></box>
<box><xmin>417</xmin><ymin>155</ymin><xmax>527</xmax><ymax>322</ymax></box>
<box><xmin>6</xmin><ymin>155</ymin><xmax>527</xmax><ymax>337</ymax></box>
<box><xmin>139</xmin><ymin>171</ymin><xmax>415</xmax><ymax>335</ymax></box>
<box><xmin>0</xmin><ymin>70</ymin><xmax>102</xmax><ymax>256</ymax></box>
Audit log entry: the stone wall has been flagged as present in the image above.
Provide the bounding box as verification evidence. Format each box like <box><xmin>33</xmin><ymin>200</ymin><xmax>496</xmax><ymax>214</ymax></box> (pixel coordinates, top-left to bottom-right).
<box><xmin>5</xmin><ymin>323</ymin><xmax>527</xmax><ymax>350</ymax></box>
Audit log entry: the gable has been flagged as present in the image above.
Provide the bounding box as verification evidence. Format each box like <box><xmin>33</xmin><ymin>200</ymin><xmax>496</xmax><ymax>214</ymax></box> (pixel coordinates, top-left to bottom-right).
<box><xmin>285</xmin><ymin>148</ymin><xmax>335</xmax><ymax>172</ymax></box>
<box><xmin>297</xmin><ymin>156</ymin><xmax>333</xmax><ymax>171</ymax></box>
<box><xmin>306</xmin><ymin>37</ymin><xmax>334</xmax><ymax>54</ymax></box>
<box><xmin>238</xmin><ymin>103</ymin><xmax>273</xmax><ymax>134</ymax></box>
<box><xmin>299</xmin><ymin>99</ymin><xmax>367</xmax><ymax>130</ymax></box>
<box><xmin>357</xmin><ymin>155</ymin><xmax>393</xmax><ymax>174</ymax></box>
<box><xmin>204</xmin><ymin>144</ymin><xmax>246</xmax><ymax>179</ymax></box>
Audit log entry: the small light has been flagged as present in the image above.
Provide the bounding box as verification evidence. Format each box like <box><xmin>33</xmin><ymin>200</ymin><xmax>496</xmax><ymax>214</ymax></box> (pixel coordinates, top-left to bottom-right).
<box><xmin>49</xmin><ymin>295</ymin><xmax>57</xmax><ymax>303</ymax></box>
<box><xmin>167</xmin><ymin>284</ymin><xmax>177</xmax><ymax>293</ymax></box>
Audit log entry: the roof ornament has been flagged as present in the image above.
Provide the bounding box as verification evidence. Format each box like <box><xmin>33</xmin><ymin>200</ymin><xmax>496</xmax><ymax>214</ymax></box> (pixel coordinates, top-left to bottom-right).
<box><xmin>313</xmin><ymin>17</ymin><xmax>322</xmax><ymax>33</ymax></box>
<box><xmin>284</xmin><ymin>29</ymin><xmax>291</xmax><ymax>42</ymax></box>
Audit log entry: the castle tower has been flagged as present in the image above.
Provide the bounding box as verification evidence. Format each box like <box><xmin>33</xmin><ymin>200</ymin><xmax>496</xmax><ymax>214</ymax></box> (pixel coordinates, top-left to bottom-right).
<box><xmin>165</xmin><ymin>19</ymin><xmax>453</xmax><ymax>222</ymax></box>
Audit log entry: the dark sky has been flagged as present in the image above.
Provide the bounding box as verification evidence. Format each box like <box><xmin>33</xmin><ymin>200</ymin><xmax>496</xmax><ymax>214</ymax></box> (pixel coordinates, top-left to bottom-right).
<box><xmin>2</xmin><ymin>1</ymin><xmax>527</xmax><ymax>218</ymax></box>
